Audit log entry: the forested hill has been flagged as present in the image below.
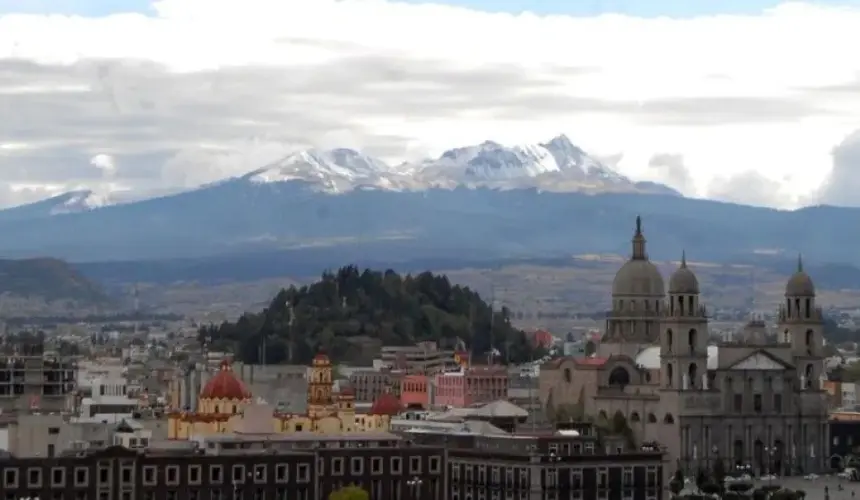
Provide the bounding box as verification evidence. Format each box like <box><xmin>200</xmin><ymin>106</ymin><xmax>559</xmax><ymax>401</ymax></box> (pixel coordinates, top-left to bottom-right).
<box><xmin>199</xmin><ymin>265</ymin><xmax>542</xmax><ymax>365</ymax></box>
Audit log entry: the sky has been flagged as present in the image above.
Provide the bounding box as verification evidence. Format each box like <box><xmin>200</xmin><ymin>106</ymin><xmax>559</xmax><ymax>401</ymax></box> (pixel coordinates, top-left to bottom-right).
<box><xmin>0</xmin><ymin>0</ymin><xmax>859</xmax><ymax>209</ymax></box>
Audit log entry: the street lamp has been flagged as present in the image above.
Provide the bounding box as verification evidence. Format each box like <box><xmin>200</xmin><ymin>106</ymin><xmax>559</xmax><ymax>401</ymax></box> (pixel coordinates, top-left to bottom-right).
<box><xmin>407</xmin><ymin>476</ymin><xmax>423</xmax><ymax>500</ymax></box>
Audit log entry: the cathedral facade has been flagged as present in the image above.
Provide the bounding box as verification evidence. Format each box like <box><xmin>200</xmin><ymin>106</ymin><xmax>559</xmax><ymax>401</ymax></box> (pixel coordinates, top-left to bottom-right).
<box><xmin>540</xmin><ymin>217</ymin><xmax>829</xmax><ymax>475</ymax></box>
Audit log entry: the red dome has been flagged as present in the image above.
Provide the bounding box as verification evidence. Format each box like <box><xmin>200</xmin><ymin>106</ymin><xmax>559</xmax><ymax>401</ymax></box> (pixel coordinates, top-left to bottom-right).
<box><xmin>370</xmin><ymin>392</ymin><xmax>402</xmax><ymax>416</ymax></box>
<box><xmin>200</xmin><ymin>359</ymin><xmax>252</xmax><ymax>400</ymax></box>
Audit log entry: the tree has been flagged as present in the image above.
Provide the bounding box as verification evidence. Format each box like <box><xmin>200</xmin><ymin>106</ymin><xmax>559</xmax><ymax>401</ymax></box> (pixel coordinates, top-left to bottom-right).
<box><xmin>669</xmin><ymin>469</ymin><xmax>684</xmax><ymax>496</ymax></box>
<box><xmin>712</xmin><ymin>458</ymin><xmax>726</xmax><ymax>493</ymax></box>
<box><xmin>695</xmin><ymin>468</ymin><xmax>707</xmax><ymax>491</ymax></box>
<box><xmin>199</xmin><ymin>266</ymin><xmax>542</xmax><ymax>364</ymax></box>
<box><xmin>329</xmin><ymin>486</ymin><xmax>369</xmax><ymax>500</ymax></box>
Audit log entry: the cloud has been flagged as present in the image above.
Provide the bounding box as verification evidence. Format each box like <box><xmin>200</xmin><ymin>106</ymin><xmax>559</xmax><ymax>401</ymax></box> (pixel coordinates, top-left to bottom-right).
<box><xmin>816</xmin><ymin>129</ymin><xmax>860</xmax><ymax>206</ymax></box>
<box><xmin>647</xmin><ymin>153</ymin><xmax>695</xmax><ymax>195</ymax></box>
<box><xmin>90</xmin><ymin>153</ymin><xmax>116</xmax><ymax>177</ymax></box>
<box><xmin>0</xmin><ymin>1</ymin><xmax>859</xmax><ymax>207</ymax></box>
<box><xmin>706</xmin><ymin>171</ymin><xmax>787</xmax><ymax>207</ymax></box>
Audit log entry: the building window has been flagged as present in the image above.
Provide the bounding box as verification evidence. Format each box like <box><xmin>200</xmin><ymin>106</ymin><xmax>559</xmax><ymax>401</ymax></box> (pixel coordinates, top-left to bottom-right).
<box><xmin>120</xmin><ymin>465</ymin><xmax>133</xmax><ymax>484</ymax></box>
<box><xmin>774</xmin><ymin>394</ymin><xmax>783</xmax><ymax>412</ymax></box>
<box><xmin>166</xmin><ymin>465</ymin><xmax>180</xmax><ymax>485</ymax></box>
<box><xmin>622</xmin><ymin>467</ymin><xmax>633</xmax><ymax>486</ymax></box>
<box><xmin>733</xmin><ymin>394</ymin><xmax>743</xmax><ymax>412</ymax></box>
<box><xmin>351</xmin><ymin>457</ymin><xmax>364</xmax><ymax>475</ymax></box>
<box><xmin>2</xmin><ymin>468</ymin><xmax>16</xmax><ymax>488</ymax></box>
<box><xmin>371</xmin><ymin>457</ymin><xmax>383</xmax><ymax>475</ymax></box>
<box><xmin>275</xmin><ymin>464</ymin><xmax>288</xmax><ymax>483</ymax></box>
<box><xmin>297</xmin><ymin>464</ymin><xmax>310</xmax><ymax>483</ymax></box>
<box><xmin>98</xmin><ymin>466</ymin><xmax>110</xmax><ymax>484</ymax></box>
<box><xmin>253</xmin><ymin>465</ymin><xmax>266</xmax><ymax>483</ymax></box>
<box><xmin>51</xmin><ymin>467</ymin><xmax>65</xmax><ymax>487</ymax></box>
<box><xmin>332</xmin><ymin>457</ymin><xmax>344</xmax><ymax>475</ymax></box>
<box><xmin>74</xmin><ymin>467</ymin><xmax>88</xmax><ymax>487</ymax></box>
<box><xmin>232</xmin><ymin>465</ymin><xmax>246</xmax><ymax>483</ymax></box>
<box><xmin>753</xmin><ymin>394</ymin><xmax>763</xmax><ymax>413</ymax></box>
<box><xmin>646</xmin><ymin>467</ymin><xmax>658</xmax><ymax>487</ymax></box>
<box><xmin>210</xmin><ymin>465</ymin><xmax>223</xmax><ymax>484</ymax></box>
<box><xmin>410</xmin><ymin>456</ymin><xmax>421</xmax><ymax>474</ymax></box>
<box><xmin>391</xmin><ymin>457</ymin><xmax>402</xmax><ymax>475</ymax></box>
<box><xmin>189</xmin><ymin>465</ymin><xmax>202</xmax><ymax>485</ymax></box>
<box><xmin>430</xmin><ymin>456</ymin><xmax>441</xmax><ymax>474</ymax></box>
<box><xmin>27</xmin><ymin>467</ymin><xmax>42</xmax><ymax>488</ymax></box>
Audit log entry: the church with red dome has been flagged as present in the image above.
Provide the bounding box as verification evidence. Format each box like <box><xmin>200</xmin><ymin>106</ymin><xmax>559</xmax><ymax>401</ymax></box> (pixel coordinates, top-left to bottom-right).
<box><xmin>167</xmin><ymin>353</ymin><xmax>400</xmax><ymax>439</ymax></box>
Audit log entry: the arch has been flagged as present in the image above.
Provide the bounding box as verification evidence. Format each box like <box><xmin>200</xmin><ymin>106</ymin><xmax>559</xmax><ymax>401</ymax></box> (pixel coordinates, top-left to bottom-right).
<box><xmin>647</xmin><ymin>413</ymin><xmax>657</xmax><ymax>423</ymax></box>
<box><xmin>805</xmin><ymin>364</ymin><xmax>814</xmax><ymax>388</ymax></box>
<box><xmin>688</xmin><ymin>363</ymin><xmax>698</xmax><ymax>389</ymax></box>
<box><xmin>773</xmin><ymin>439</ymin><xmax>785</xmax><ymax>475</ymax></box>
<box><xmin>663</xmin><ymin>413</ymin><xmax>675</xmax><ymax>424</ymax></box>
<box><xmin>830</xmin><ymin>454</ymin><xmax>845</xmax><ymax>471</ymax></box>
<box><xmin>783</xmin><ymin>329</ymin><xmax>790</xmax><ymax>343</ymax></box>
<box><xmin>688</xmin><ymin>329</ymin><xmax>697</xmax><ymax>351</ymax></box>
<box><xmin>630</xmin><ymin>412</ymin><xmax>641</xmax><ymax>422</ymax></box>
<box><xmin>666</xmin><ymin>329</ymin><xmax>673</xmax><ymax>351</ymax></box>
<box><xmin>805</xmin><ymin>298</ymin><xmax>811</xmax><ymax>318</ymax></box>
<box><xmin>564</xmin><ymin>368</ymin><xmax>572</xmax><ymax>383</ymax></box>
<box><xmin>665</xmin><ymin>363</ymin><xmax>674</xmax><ymax>387</ymax></box>
<box><xmin>609</xmin><ymin>367</ymin><xmax>631</xmax><ymax>387</ymax></box>
<box><xmin>214</xmin><ymin>405</ymin><xmax>220</xmax><ymax>413</ymax></box>
<box><xmin>805</xmin><ymin>329</ymin><xmax>814</xmax><ymax>347</ymax></box>
<box><xmin>598</xmin><ymin>410</ymin><xmax>608</xmax><ymax>421</ymax></box>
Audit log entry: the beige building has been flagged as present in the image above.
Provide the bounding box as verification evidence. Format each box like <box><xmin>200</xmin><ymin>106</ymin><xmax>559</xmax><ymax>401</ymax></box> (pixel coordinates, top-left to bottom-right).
<box><xmin>540</xmin><ymin>217</ymin><xmax>828</xmax><ymax>476</ymax></box>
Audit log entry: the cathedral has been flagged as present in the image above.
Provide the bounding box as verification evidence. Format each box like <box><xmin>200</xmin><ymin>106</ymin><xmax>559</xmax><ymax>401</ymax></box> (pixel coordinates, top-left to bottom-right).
<box><xmin>540</xmin><ymin>217</ymin><xmax>829</xmax><ymax>475</ymax></box>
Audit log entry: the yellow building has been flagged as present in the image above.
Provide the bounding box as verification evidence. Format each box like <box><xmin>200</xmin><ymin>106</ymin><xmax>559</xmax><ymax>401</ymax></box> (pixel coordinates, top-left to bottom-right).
<box><xmin>167</xmin><ymin>353</ymin><xmax>399</xmax><ymax>439</ymax></box>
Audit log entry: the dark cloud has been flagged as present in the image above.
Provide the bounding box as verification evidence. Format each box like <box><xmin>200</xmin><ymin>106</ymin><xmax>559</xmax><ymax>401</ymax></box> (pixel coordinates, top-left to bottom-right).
<box><xmin>817</xmin><ymin>129</ymin><xmax>860</xmax><ymax>207</ymax></box>
<box><xmin>647</xmin><ymin>153</ymin><xmax>694</xmax><ymax>194</ymax></box>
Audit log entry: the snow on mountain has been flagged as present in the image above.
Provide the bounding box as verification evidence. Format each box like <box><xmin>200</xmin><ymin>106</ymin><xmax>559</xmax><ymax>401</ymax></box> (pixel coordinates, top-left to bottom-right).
<box><xmin>242</xmin><ymin>148</ymin><xmax>417</xmax><ymax>193</ymax></box>
<box><xmin>238</xmin><ymin>134</ymin><xmax>669</xmax><ymax>196</ymax></box>
<box><xmin>49</xmin><ymin>190</ymin><xmax>115</xmax><ymax>215</ymax></box>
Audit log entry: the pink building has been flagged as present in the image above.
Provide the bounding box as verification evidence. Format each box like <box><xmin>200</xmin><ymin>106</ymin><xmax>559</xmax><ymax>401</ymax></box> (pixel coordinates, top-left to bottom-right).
<box><xmin>400</xmin><ymin>374</ymin><xmax>429</xmax><ymax>409</ymax></box>
<box><xmin>434</xmin><ymin>366</ymin><xmax>508</xmax><ymax>407</ymax></box>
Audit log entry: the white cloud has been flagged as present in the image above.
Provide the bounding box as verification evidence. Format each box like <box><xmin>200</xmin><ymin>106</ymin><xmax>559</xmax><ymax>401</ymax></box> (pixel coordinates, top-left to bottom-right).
<box><xmin>90</xmin><ymin>153</ymin><xmax>116</xmax><ymax>177</ymax></box>
<box><xmin>0</xmin><ymin>0</ymin><xmax>859</xmax><ymax>207</ymax></box>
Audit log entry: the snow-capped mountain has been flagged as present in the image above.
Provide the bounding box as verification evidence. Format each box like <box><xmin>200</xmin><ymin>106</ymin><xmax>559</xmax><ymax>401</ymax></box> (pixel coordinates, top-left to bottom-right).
<box><xmin>48</xmin><ymin>190</ymin><xmax>115</xmax><ymax>215</ymax></box>
<box><xmin>0</xmin><ymin>189</ymin><xmax>120</xmax><ymax>222</ymax></box>
<box><xmin>239</xmin><ymin>135</ymin><xmax>678</xmax><ymax>195</ymax></box>
<box><xmin>242</xmin><ymin>149</ymin><xmax>419</xmax><ymax>193</ymax></box>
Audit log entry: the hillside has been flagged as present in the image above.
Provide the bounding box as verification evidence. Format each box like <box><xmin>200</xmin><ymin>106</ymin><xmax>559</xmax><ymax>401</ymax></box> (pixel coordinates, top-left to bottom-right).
<box><xmin>0</xmin><ymin>258</ymin><xmax>108</xmax><ymax>307</ymax></box>
<box><xmin>0</xmin><ymin>185</ymin><xmax>857</xmax><ymax>266</ymax></box>
<box><xmin>198</xmin><ymin>266</ymin><xmax>541</xmax><ymax>365</ymax></box>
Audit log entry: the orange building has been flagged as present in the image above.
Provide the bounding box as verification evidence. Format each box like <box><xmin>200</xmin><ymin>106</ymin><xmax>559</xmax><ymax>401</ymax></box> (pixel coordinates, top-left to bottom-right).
<box><xmin>400</xmin><ymin>374</ymin><xmax>429</xmax><ymax>409</ymax></box>
<box><xmin>166</xmin><ymin>354</ymin><xmax>401</xmax><ymax>439</ymax></box>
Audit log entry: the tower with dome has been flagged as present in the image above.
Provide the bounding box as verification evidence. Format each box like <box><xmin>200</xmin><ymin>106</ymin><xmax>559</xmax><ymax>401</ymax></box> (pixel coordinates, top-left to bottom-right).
<box><xmin>539</xmin><ymin>217</ymin><xmax>829</xmax><ymax>476</ymax></box>
<box><xmin>167</xmin><ymin>354</ymin><xmax>401</xmax><ymax>439</ymax></box>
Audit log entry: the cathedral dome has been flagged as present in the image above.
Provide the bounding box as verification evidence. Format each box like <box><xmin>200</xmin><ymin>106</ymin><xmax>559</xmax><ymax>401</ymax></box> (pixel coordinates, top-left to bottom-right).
<box><xmin>611</xmin><ymin>216</ymin><xmax>664</xmax><ymax>297</ymax></box>
<box><xmin>668</xmin><ymin>252</ymin><xmax>699</xmax><ymax>294</ymax></box>
<box><xmin>200</xmin><ymin>359</ymin><xmax>252</xmax><ymax>401</ymax></box>
<box><xmin>370</xmin><ymin>392</ymin><xmax>402</xmax><ymax>416</ymax></box>
<box><xmin>785</xmin><ymin>255</ymin><xmax>815</xmax><ymax>297</ymax></box>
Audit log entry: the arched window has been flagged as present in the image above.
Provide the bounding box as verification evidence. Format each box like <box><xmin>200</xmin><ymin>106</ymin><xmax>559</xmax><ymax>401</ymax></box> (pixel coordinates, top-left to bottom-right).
<box><xmin>805</xmin><ymin>330</ymin><xmax>814</xmax><ymax>347</ymax></box>
<box><xmin>609</xmin><ymin>367</ymin><xmax>631</xmax><ymax>387</ymax></box>
<box><xmin>688</xmin><ymin>329</ymin><xmax>697</xmax><ymax>352</ymax></box>
<box><xmin>666</xmin><ymin>363</ymin><xmax>674</xmax><ymax>387</ymax></box>
<box><xmin>666</xmin><ymin>329</ymin><xmax>673</xmax><ymax>352</ymax></box>
<box><xmin>647</xmin><ymin>413</ymin><xmax>657</xmax><ymax>423</ymax></box>
<box><xmin>805</xmin><ymin>364</ymin><xmax>814</xmax><ymax>388</ymax></box>
<box><xmin>598</xmin><ymin>410</ymin><xmax>608</xmax><ymax>421</ymax></box>
<box><xmin>564</xmin><ymin>368</ymin><xmax>572</xmax><ymax>383</ymax></box>
<box><xmin>664</xmin><ymin>413</ymin><xmax>675</xmax><ymax>424</ymax></box>
<box><xmin>783</xmin><ymin>329</ymin><xmax>790</xmax><ymax>343</ymax></box>
<box><xmin>631</xmin><ymin>412</ymin><xmax>641</xmax><ymax>422</ymax></box>
<box><xmin>688</xmin><ymin>363</ymin><xmax>698</xmax><ymax>389</ymax></box>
